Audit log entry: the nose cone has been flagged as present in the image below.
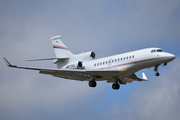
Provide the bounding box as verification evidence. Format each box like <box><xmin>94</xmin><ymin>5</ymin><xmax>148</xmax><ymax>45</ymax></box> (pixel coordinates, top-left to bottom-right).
<box><xmin>167</xmin><ymin>53</ymin><xmax>176</xmax><ymax>61</ymax></box>
<box><xmin>171</xmin><ymin>54</ymin><xmax>176</xmax><ymax>60</ymax></box>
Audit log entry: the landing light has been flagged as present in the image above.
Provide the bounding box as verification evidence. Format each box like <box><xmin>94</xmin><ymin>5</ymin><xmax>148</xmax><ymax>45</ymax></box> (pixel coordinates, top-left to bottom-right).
<box><xmin>121</xmin><ymin>68</ymin><xmax>127</xmax><ymax>71</ymax></box>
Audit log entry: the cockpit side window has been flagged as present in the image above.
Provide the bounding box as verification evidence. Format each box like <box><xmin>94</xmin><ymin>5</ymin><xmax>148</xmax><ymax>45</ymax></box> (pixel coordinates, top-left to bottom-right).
<box><xmin>151</xmin><ymin>50</ymin><xmax>156</xmax><ymax>53</ymax></box>
<box><xmin>157</xmin><ymin>49</ymin><xmax>164</xmax><ymax>52</ymax></box>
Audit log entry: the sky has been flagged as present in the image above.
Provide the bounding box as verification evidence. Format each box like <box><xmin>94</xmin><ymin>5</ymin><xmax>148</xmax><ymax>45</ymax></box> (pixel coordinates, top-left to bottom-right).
<box><xmin>0</xmin><ymin>0</ymin><xmax>180</xmax><ymax>120</ymax></box>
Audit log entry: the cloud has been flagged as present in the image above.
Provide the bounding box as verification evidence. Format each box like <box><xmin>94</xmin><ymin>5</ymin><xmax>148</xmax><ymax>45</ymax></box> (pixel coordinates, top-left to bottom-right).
<box><xmin>0</xmin><ymin>71</ymin><xmax>105</xmax><ymax>120</ymax></box>
<box><xmin>104</xmin><ymin>57</ymin><xmax>180</xmax><ymax>120</ymax></box>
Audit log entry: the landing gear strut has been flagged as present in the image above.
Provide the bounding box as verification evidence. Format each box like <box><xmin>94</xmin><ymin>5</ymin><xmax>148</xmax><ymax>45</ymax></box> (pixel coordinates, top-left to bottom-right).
<box><xmin>154</xmin><ymin>65</ymin><xmax>160</xmax><ymax>76</ymax></box>
<box><xmin>89</xmin><ymin>81</ymin><xmax>97</xmax><ymax>87</ymax></box>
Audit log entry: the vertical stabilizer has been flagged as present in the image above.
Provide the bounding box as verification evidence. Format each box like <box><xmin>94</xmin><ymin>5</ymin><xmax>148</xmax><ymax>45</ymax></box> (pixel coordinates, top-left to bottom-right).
<box><xmin>51</xmin><ymin>35</ymin><xmax>74</xmax><ymax>68</ymax></box>
<box><xmin>51</xmin><ymin>35</ymin><xmax>73</xmax><ymax>58</ymax></box>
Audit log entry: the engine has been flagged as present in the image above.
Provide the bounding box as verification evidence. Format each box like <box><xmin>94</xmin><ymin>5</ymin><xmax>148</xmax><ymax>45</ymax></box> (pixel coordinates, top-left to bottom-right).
<box><xmin>62</xmin><ymin>51</ymin><xmax>96</xmax><ymax>69</ymax></box>
<box><xmin>63</xmin><ymin>61</ymin><xmax>84</xmax><ymax>69</ymax></box>
<box><xmin>90</xmin><ymin>52</ymin><xmax>96</xmax><ymax>59</ymax></box>
<box><xmin>75</xmin><ymin>51</ymin><xmax>96</xmax><ymax>61</ymax></box>
<box><xmin>77</xmin><ymin>61</ymin><xmax>83</xmax><ymax>69</ymax></box>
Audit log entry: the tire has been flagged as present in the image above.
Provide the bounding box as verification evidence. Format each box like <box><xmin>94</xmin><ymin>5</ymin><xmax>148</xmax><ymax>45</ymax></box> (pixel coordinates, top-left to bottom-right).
<box><xmin>112</xmin><ymin>83</ymin><xmax>120</xmax><ymax>90</ymax></box>
<box><xmin>89</xmin><ymin>81</ymin><xmax>97</xmax><ymax>87</ymax></box>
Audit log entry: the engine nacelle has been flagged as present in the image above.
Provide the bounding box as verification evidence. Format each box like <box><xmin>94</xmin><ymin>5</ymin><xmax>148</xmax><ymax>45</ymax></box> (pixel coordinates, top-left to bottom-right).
<box><xmin>77</xmin><ymin>61</ymin><xmax>84</xmax><ymax>69</ymax></box>
<box><xmin>75</xmin><ymin>51</ymin><xmax>96</xmax><ymax>61</ymax></box>
<box><xmin>90</xmin><ymin>52</ymin><xmax>96</xmax><ymax>59</ymax></box>
<box><xmin>62</xmin><ymin>51</ymin><xmax>95</xmax><ymax>69</ymax></box>
<box><xmin>63</xmin><ymin>61</ymin><xmax>84</xmax><ymax>69</ymax></box>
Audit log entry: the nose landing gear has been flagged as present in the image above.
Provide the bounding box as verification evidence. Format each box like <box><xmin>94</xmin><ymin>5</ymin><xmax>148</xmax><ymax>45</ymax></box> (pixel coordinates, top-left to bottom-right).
<box><xmin>155</xmin><ymin>72</ymin><xmax>160</xmax><ymax>76</ymax></box>
<box><xmin>154</xmin><ymin>65</ymin><xmax>160</xmax><ymax>76</ymax></box>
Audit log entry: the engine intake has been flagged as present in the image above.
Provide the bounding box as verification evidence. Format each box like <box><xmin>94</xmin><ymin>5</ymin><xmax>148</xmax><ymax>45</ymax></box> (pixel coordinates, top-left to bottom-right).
<box><xmin>77</xmin><ymin>61</ymin><xmax>84</xmax><ymax>69</ymax></box>
<box><xmin>78</xmin><ymin>61</ymin><xmax>83</xmax><ymax>68</ymax></box>
<box><xmin>90</xmin><ymin>52</ymin><xmax>96</xmax><ymax>59</ymax></box>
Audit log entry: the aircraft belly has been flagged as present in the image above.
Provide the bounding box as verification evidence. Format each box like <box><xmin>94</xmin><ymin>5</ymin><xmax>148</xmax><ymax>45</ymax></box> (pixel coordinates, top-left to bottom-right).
<box><xmin>115</xmin><ymin>64</ymin><xmax>137</xmax><ymax>75</ymax></box>
<box><xmin>157</xmin><ymin>57</ymin><xmax>172</xmax><ymax>64</ymax></box>
<box><xmin>95</xmin><ymin>64</ymin><xmax>137</xmax><ymax>81</ymax></box>
<box><xmin>135</xmin><ymin>59</ymin><xmax>157</xmax><ymax>69</ymax></box>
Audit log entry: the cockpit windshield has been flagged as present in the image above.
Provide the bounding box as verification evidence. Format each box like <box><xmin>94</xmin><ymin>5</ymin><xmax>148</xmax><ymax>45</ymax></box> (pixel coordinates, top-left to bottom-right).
<box><xmin>151</xmin><ymin>50</ymin><xmax>156</xmax><ymax>53</ymax></box>
<box><xmin>151</xmin><ymin>49</ymin><xmax>164</xmax><ymax>53</ymax></box>
<box><xmin>157</xmin><ymin>49</ymin><xmax>164</xmax><ymax>52</ymax></box>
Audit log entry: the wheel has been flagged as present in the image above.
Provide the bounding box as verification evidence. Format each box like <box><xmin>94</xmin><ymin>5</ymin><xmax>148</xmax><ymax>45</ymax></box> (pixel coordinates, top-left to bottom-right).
<box><xmin>155</xmin><ymin>72</ymin><xmax>160</xmax><ymax>76</ymax></box>
<box><xmin>112</xmin><ymin>83</ymin><xmax>120</xmax><ymax>90</ymax></box>
<box><xmin>89</xmin><ymin>81</ymin><xmax>97</xmax><ymax>87</ymax></box>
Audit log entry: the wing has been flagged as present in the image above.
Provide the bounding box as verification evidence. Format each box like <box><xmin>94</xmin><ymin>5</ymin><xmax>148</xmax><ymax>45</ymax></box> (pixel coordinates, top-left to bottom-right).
<box><xmin>4</xmin><ymin>57</ymin><xmax>120</xmax><ymax>81</ymax></box>
<box><xmin>4</xmin><ymin>58</ymin><xmax>148</xmax><ymax>82</ymax></box>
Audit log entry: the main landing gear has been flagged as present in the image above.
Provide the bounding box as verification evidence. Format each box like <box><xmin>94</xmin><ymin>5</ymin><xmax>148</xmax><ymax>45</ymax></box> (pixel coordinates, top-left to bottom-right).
<box><xmin>112</xmin><ymin>83</ymin><xmax>120</xmax><ymax>90</ymax></box>
<box><xmin>89</xmin><ymin>80</ymin><xmax>97</xmax><ymax>87</ymax></box>
<box><xmin>112</xmin><ymin>79</ymin><xmax>120</xmax><ymax>90</ymax></box>
<box><xmin>88</xmin><ymin>80</ymin><xmax>120</xmax><ymax>90</ymax></box>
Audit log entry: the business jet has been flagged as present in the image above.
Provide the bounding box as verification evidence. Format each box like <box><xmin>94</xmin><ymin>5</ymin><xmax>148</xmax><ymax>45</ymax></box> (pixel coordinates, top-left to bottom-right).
<box><xmin>4</xmin><ymin>35</ymin><xmax>176</xmax><ymax>90</ymax></box>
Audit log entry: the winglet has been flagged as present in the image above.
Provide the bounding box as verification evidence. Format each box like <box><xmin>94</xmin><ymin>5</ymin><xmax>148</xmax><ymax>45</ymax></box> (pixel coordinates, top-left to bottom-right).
<box><xmin>142</xmin><ymin>72</ymin><xmax>148</xmax><ymax>80</ymax></box>
<box><xmin>3</xmin><ymin>57</ymin><xmax>17</xmax><ymax>67</ymax></box>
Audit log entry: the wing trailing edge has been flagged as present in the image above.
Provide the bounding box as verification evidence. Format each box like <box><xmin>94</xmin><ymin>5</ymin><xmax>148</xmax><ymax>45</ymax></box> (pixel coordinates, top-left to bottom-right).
<box><xmin>26</xmin><ymin>57</ymin><xmax>69</xmax><ymax>61</ymax></box>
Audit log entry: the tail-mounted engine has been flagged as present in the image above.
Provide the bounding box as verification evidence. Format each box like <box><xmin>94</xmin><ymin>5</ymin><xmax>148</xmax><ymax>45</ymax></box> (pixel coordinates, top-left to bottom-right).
<box><xmin>90</xmin><ymin>52</ymin><xmax>96</xmax><ymax>59</ymax></box>
<box><xmin>63</xmin><ymin>51</ymin><xmax>95</xmax><ymax>69</ymax></box>
<box><xmin>64</xmin><ymin>61</ymin><xmax>84</xmax><ymax>69</ymax></box>
<box><xmin>75</xmin><ymin>51</ymin><xmax>96</xmax><ymax>60</ymax></box>
<box><xmin>77</xmin><ymin>61</ymin><xmax>84</xmax><ymax>69</ymax></box>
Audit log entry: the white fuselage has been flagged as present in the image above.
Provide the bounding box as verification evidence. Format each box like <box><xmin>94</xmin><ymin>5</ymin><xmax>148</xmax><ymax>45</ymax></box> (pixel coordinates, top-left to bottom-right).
<box><xmin>63</xmin><ymin>48</ymin><xmax>175</xmax><ymax>77</ymax></box>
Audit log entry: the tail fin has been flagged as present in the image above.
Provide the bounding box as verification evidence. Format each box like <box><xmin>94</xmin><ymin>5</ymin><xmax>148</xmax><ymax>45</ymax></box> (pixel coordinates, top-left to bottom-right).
<box><xmin>51</xmin><ymin>35</ymin><xmax>73</xmax><ymax>58</ymax></box>
<box><xmin>51</xmin><ymin>35</ymin><xmax>74</xmax><ymax>68</ymax></box>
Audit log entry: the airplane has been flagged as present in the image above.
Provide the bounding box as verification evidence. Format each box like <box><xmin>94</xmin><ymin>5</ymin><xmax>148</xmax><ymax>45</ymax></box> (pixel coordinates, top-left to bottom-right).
<box><xmin>4</xmin><ymin>35</ymin><xmax>176</xmax><ymax>90</ymax></box>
